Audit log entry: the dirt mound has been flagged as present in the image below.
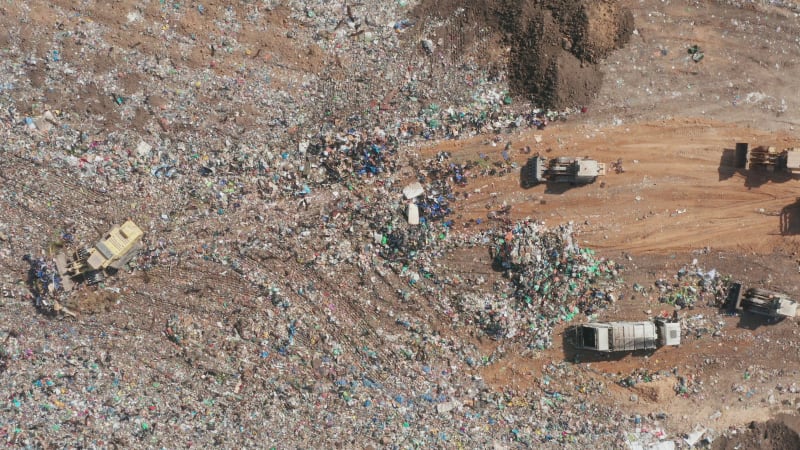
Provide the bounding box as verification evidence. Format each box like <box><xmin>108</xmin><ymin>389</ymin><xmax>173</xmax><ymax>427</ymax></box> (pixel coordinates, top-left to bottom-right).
<box><xmin>714</xmin><ymin>416</ymin><xmax>800</xmax><ymax>450</ymax></box>
<box><xmin>411</xmin><ymin>0</ymin><xmax>633</xmax><ymax>108</ymax></box>
<box><xmin>63</xmin><ymin>289</ymin><xmax>119</xmax><ymax>315</ymax></box>
<box><xmin>631</xmin><ymin>378</ymin><xmax>675</xmax><ymax>403</ymax></box>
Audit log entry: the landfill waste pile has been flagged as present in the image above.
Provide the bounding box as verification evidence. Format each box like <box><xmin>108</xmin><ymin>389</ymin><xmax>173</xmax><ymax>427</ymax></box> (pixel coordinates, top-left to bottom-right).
<box><xmin>411</xmin><ymin>0</ymin><xmax>634</xmax><ymax>108</ymax></box>
<box><xmin>22</xmin><ymin>254</ymin><xmax>65</xmax><ymax>314</ymax></box>
<box><xmin>1</xmin><ymin>0</ymin><xmax>800</xmax><ymax>448</ymax></box>
<box><xmin>483</xmin><ymin>221</ymin><xmax>624</xmax><ymax>348</ymax></box>
<box><xmin>0</xmin><ymin>123</ymin><xmax>641</xmax><ymax>448</ymax></box>
<box><xmin>617</xmin><ymin>367</ymin><xmax>668</xmax><ymax>388</ymax></box>
<box><xmin>0</xmin><ymin>138</ymin><xmax>647</xmax><ymax>448</ymax></box>
<box><xmin>654</xmin><ymin>262</ymin><xmax>730</xmax><ymax>308</ymax></box>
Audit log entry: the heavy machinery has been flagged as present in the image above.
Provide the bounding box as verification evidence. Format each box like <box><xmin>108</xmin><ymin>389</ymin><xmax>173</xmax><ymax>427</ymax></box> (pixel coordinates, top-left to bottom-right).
<box><xmin>526</xmin><ymin>155</ymin><xmax>606</xmax><ymax>185</ymax></box>
<box><xmin>572</xmin><ymin>318</ymin><xmax>681</xmax><ymax>352</ymax></box>
<box><xmin>734</xmin><ymin>142</ymin><xmax>800</xmax><ymax>173</ymax></box>
<box><xmin>748</xmin><ymin>145</ymin><xmax>784</xmax><ymax>171</ymax></box>
<box><xmin>727</xmin><ymin>283</ymin><xmax>798</xmax><ymax>319</ymax></box>
<box><xmin>786</xmin><ymin>148</ymin><xmax>800</xmax><ymax>174</ymax></box>
<box><xmin>55</xmin><ymin>220</ymin><xmax>144</xmax><ymax>291</ymax></box>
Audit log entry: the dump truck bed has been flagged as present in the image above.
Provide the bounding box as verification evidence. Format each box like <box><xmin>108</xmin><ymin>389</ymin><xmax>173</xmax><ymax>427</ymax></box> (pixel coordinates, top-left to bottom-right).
<box><xmin>574</xmin><ymin>321</ymin><xmax>658</xmax><ymax>352</ymax></box>
<box><xmin>608</xmin><ymin>321</ymin><xmax>657</xmax><ymax>351</ymax></box>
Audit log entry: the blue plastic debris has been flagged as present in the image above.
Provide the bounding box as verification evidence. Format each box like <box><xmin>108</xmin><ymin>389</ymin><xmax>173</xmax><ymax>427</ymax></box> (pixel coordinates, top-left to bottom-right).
<box><xmin>393</xmin><ymin>19</ymin><xmax>414</xmax><ymax>32</ymax></box>
<box><xmin>151</xmin><ymin>165</ymin><xmax>177</xmax><ymax>178</ymax></box>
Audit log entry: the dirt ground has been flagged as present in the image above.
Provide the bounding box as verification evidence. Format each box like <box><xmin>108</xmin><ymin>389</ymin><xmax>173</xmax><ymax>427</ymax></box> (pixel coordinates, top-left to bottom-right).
<box><xmin>3</xmin><ymin>0</ymin><xmax>800</xmax><ymax>448</ymax></box>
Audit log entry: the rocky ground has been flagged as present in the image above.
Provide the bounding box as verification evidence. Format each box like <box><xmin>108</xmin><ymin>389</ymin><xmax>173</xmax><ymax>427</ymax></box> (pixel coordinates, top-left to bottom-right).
<box><xmin>2</xmin><ymin>0</ymin><xmax>800</xmax><ymax>448</ymax></box>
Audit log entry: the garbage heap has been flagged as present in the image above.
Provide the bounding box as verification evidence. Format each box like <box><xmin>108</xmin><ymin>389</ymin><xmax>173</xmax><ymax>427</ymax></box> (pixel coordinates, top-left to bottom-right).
<box><xmin>655</xmin><ymin>262</ymin><xmax>729</xmax><ymax>308</ymax></box>
<box><xmin>21</xmin><ymin>254</ymin><xmax>65</xmax><ymax>314</ymax></box>
<box><xmin>309</xmin><ymin>129</ymin><xmax>399</xmax><ymax>183</ymax></box>
<box><xmin>473</xmin><ymin>221</ymin><xmax>623</xmax><ymax>348</ymax></box>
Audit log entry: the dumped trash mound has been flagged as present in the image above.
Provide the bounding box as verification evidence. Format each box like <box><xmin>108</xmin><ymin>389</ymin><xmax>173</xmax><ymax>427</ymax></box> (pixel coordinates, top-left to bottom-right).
<box><xmin>714</xmin><ymin>417</ymin><xmax>800</xmax><ymax>450</ymax></box>
<box><xmin>474</xmin><ymin>220</ymin><xmax>622</xmax><ymax>347</ymax></box>
<box><xmin>654</xmin><ymin>262</ymin><xmax>729</xmax><ymax>308</ymax></box>
<box><xmin>629</xmin><ymin>378</ymin><xmax>675</xmax><ymax>403</ymax></box>
<box><xmin>411</xmin><ymin>0</ymin><xmax>634</xmax><ymax>108</ymax></box>
<box><xmin>63</xmin><ymin>289</ymin><xmax>119</xmax><ymax>315</ymax></box>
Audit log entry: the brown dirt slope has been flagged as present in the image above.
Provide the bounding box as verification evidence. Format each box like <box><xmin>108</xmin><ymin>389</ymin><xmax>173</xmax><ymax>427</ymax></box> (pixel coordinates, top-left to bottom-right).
<box><xmin>715</xmin><ymin>416</ymin><xmax>800</xmax><ymax>450</ymax></box>
<box><xmin>410</xmin><ymin>0</ymin><xmax>633</xmax><ymax>108</ymax></box>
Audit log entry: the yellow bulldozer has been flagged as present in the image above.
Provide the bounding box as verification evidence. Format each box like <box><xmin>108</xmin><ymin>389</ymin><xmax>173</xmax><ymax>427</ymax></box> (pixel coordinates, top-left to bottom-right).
<box><xmin>55</xmin><ymin>220</ymin><xmax>144</xmax><ymax>291</ymax></box>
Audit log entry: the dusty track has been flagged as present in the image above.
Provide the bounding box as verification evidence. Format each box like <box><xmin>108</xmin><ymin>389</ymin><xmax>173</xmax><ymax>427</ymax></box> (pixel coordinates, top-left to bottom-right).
<box><xmin>426</xmin><ymin>118</ymin><xmax>800</xmax><ymax>254</ymax></box>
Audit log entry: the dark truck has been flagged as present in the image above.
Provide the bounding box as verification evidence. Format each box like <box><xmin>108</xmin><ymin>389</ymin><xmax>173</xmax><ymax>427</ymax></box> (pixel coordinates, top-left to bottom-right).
<box><xmin>727</xmin><ymin>283</ymin><xmax>798</xmax><ymax>319</ymax></box>
<box><xmin>527</xmin><ymin>155</ymin><xmax>606</xmax><ymax>185</ymax></box>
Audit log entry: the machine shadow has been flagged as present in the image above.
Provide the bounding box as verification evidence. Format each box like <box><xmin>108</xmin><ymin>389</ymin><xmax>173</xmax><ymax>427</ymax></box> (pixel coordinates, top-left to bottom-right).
<box><xmin>718</xmin><ymin>148</ymin><xmax>738</xmax><ymax>181</ymax></box>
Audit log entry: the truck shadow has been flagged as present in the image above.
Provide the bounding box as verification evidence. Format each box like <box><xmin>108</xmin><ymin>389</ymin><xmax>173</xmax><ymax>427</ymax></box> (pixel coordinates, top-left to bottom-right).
<box><xmin>718</xmin><ymin>148</ymin><xmax>739</xmax><ymax>181</ymax></box>
<box><xmin>560</xmin><ymin>327</ymin><xmax>656</xmax><ymax>363</ymax></box>
<box><xmin>543</xmin><ymin>183</ymin><xmax>579</xmax><ymax>195</ymax></box>
<box><xmin>743</xmin><ymin>167</ymin><xmax>794</xmax><ymax>189</ymax></box>
<box><xmin>735</xmin><ymin>313</ymin><xmax>786</xmax><ymax>330</ymax></box>
<box><xmin>519</xmin><ymin>157</ymin><xmax>538</xmax><ymax>189</ymax></box>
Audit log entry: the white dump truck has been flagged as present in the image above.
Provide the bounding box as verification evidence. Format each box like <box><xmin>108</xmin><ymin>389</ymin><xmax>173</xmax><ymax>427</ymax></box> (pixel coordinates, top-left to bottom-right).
<box><xmin>527</xmin><ymin>155</ymin><xmax>606</xmax><ymax>185</ymax></box>
<box><xmin>573</xmin><ymin>319</ymin><xmax>681</xmax><ymax>352</ymax></box>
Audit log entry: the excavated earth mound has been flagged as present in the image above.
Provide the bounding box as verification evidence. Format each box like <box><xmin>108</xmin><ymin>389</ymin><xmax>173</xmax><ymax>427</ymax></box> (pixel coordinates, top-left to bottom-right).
<box><xmin>714</xmin><ymin>417</ymin><xmax>800</xmax><ymax>450</ymax></box>
<box><xmin>411</xmin><ymin>0</ymin><xmax>633</xmax><ymax>108</ymax></box>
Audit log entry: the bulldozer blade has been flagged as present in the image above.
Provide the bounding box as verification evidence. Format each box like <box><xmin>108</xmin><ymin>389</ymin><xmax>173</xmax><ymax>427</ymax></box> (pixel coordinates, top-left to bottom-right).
<box><xmin>54</xmin><ymin>253</ymin><xmax>75</xmax><ymax>292</ymax></box>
